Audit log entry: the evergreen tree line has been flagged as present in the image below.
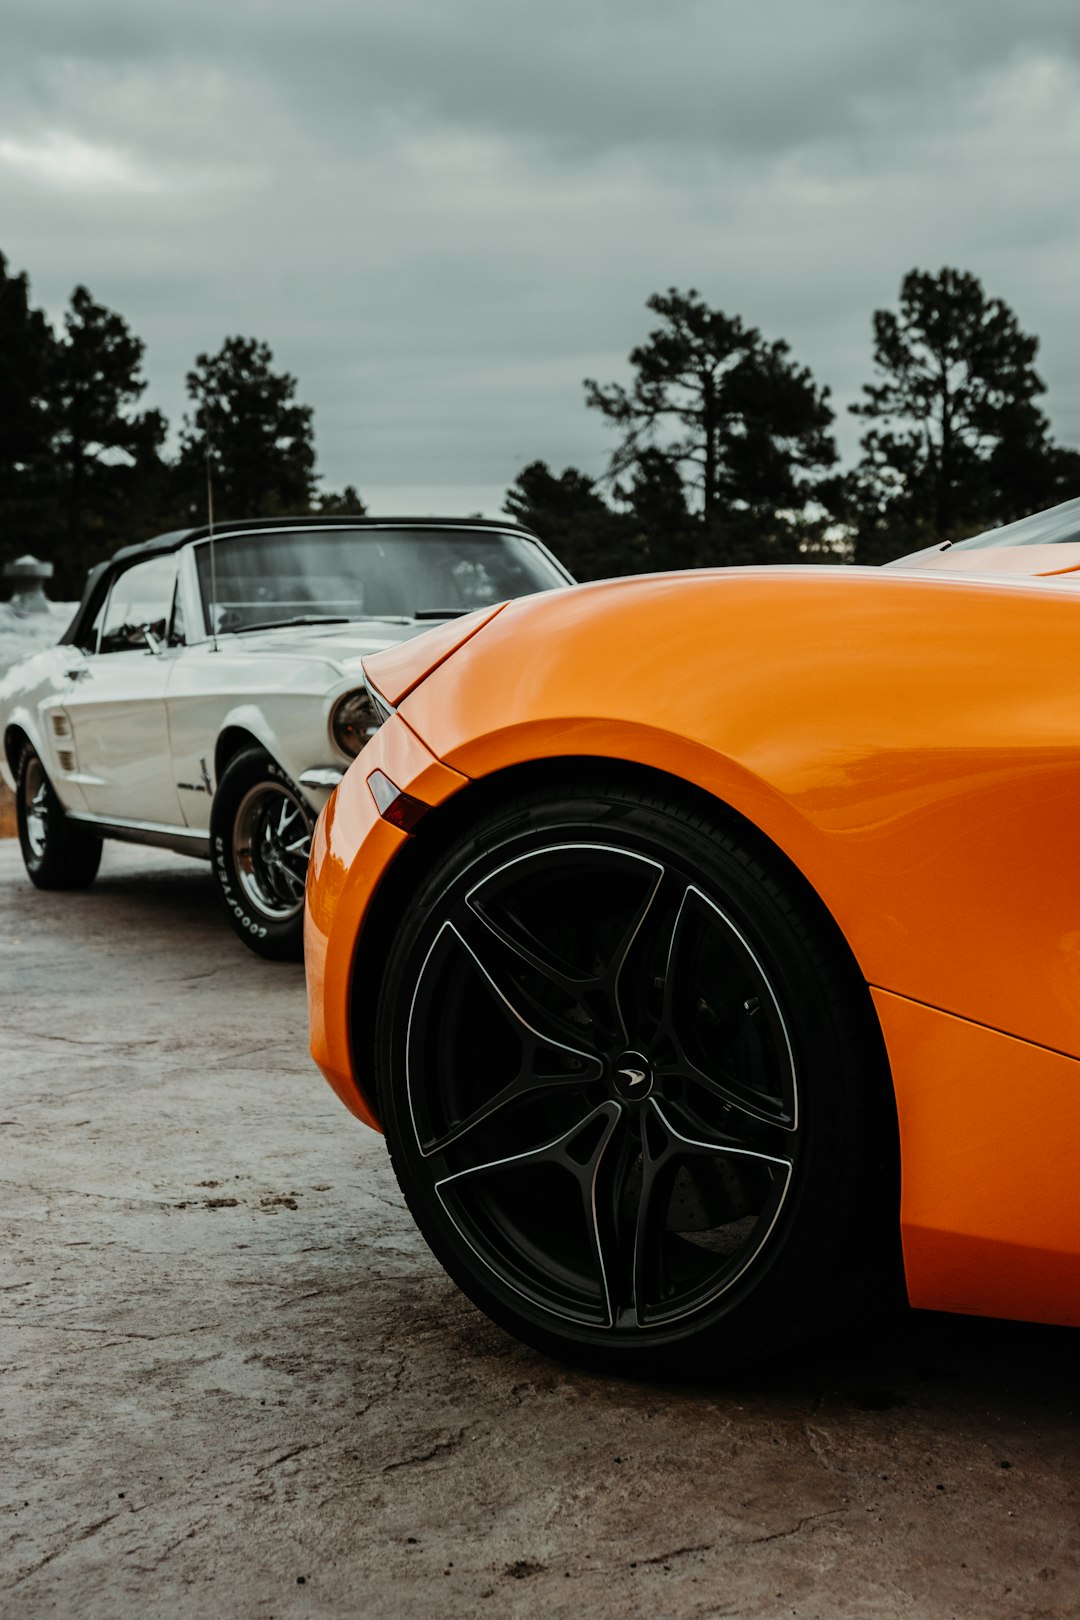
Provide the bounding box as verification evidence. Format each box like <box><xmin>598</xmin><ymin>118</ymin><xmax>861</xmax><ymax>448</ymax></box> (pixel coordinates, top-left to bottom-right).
<box><xmin>511</xmin><ymin>276</ymin><xmax>1080</xmax><ymax>580</ymax></box>
<box><xmin>2</xmin><ymin>249</ymin><xmax>1077</xmax><ymax>597</ymax></box>
<box><xmin>0</xmin><ymin>253</ymin><xmax>361</xmax><ymax>596</ymax></box>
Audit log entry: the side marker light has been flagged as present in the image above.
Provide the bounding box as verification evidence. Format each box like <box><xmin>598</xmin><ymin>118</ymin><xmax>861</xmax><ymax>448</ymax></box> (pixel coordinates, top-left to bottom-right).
<box><xmin>367</xmin><ymin>769</ymin><xmax>429</xmax><ymax>832</ymax></box>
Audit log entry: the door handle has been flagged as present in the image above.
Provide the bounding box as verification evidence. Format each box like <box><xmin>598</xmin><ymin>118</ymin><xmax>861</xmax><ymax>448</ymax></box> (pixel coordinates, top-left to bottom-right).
<box><xmin>64</xmin><ymin>665</ymin><xmax>89</xmax><ymax>682</ymax></box>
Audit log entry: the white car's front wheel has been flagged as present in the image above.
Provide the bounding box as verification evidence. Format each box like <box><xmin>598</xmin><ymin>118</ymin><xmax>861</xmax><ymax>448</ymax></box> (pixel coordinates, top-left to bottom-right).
<box><xmin>16</xmin><ymin>745</ymin><xmax>102</xmax><ymax>891</ymax></box>
<box><xmin>210</xmin><ymin>746</ymin><xmax>313</xmax><ymax>961</ymax></box>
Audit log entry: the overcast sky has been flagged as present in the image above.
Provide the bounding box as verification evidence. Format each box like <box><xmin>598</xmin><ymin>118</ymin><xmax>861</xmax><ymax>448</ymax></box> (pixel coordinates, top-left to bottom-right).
<box><xmin>3</xmin><ymin>0</ymin><xmax>1079</xmax><ymax>515</ymax></box>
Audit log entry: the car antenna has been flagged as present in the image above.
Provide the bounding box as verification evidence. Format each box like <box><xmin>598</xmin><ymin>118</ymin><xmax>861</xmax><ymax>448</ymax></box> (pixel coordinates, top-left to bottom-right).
<box><xmin>205</xmin><ymin>424</ymin><xmax>219</xmax><ymax>653</ymax></box>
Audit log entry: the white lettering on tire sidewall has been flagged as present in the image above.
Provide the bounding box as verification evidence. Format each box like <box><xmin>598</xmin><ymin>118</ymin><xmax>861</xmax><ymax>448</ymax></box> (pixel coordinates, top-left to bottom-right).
<box><xmin>213</xmin><ymin>832</ymin><xmax>268</xmax><ymax>939</ymax></box>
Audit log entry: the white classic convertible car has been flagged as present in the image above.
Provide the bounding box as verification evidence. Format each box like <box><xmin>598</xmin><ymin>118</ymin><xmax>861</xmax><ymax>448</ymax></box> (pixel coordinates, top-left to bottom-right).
<box><xmin>0</xmin><ymin>515</ymin><xmax>573</xmax><ymax>957</ymax></box>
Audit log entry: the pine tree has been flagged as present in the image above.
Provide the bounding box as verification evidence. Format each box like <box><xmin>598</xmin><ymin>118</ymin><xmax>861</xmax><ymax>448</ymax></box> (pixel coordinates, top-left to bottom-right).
<box><xmin>46</xmin><ymin>285</ymin><xmax>166</xmax><ymax>588</ymax></box>
<box><xmin>585</xmin><ymin>288</ymin><xmax>836</xmax><ymax>564</ymax></box>
<box><xmin>0</xmin><ymin>253</ymin><xmax>54</xmax><ymax>484</ymax></box>
<box><xmin>849</xmin><ymin>267</ymin><xmax>1075</xmax><ymax>558</ymax></box>
<box><xmin>313</xmin><ymin>483</ymin><xmax>367</xmax><ymax>516</ymax></box>
<box><xmin>504</xmin><ymin>462</ymin><xmax>644</xmax><ymax>581</ymax></box>
<box><xmin>180</xmin><ymin>336</ymin><xmax>316</xmax><ymax>520</ymax></box>
<box><xmin>0</xmin><ymin>254</ymin><xmax>56</xmax><ymax>577</ymax></box>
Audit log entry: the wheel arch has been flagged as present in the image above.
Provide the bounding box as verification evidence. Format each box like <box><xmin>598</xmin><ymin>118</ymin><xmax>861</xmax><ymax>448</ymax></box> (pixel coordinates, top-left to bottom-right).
<box><xmin>4</xmin><ymin>721</ymin><xmax>34</xmax><ymax>778</ymax></box>
<box><xmin>214</xmin><ymin>724</ymin><xmax>273</xmax><ymax>787</ymax></box>
<box><xmin>347</xmin><ymin>753</ymin><xmax>896</xmax><ymax>1144</ymax></box>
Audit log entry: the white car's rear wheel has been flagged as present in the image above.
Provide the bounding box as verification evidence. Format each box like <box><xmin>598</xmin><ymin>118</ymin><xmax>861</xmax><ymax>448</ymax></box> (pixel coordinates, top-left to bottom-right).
<box><xmin>210</xmin><ymin>746</ymin><xmax>313</xmax><ymax>961</ymax></box>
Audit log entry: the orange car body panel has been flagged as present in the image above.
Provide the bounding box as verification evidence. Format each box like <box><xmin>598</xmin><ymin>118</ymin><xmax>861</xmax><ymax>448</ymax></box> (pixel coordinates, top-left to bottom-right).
<box><xmin>872</xmin><ymin>988</ymin><xmax>1080</xmax><ymax>1327</ymax></box>
<box><xmin>309</xmin><ymin>563</ymin><xmax>1080</xmax><ymax>1327</ymax></box>
<box><xmin>364</xmin><ymin>602</ymin><xmax>507</xmax><ymax>706</ymax></box>
<box><xmin>305</xmin><ymin>713</ymin><xmax>468</xmax><ymax>1128</ymax></box>
<box><xmin>396</xmin><ymin>568</ymin><xmax>1080</xmax><ymax>1060</ymax></box>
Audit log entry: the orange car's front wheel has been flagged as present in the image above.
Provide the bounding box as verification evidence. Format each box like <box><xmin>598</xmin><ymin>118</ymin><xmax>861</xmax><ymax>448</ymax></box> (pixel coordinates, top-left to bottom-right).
<box><xmin>375</xmin><ymin>779</ymin><xmax>895</xmax><ymax>1375</ymax></box>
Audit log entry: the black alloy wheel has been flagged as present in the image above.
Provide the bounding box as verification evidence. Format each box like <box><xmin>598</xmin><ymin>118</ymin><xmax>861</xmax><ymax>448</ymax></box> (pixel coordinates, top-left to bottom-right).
<box><xmin>16</xmin><ymin>744</ymin><xmax>102</xmax><ymax>890</ymax></box>
<box><xmin>375</xmin><ymin>780</ymin><xmax>894</xmax><ymax>1374</ymax></box>
<box><xmin>210</xmin><ymin>746</ymin><xmax>314</xmax><ymax>961</ymax></box>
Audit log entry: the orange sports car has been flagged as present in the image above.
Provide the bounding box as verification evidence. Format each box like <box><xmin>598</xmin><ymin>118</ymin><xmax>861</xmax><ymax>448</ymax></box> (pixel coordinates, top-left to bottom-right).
<box><xmin>306</xmin><ymin>495</ymin><xmax>1080</xmax><ymax>1373</ymax></box>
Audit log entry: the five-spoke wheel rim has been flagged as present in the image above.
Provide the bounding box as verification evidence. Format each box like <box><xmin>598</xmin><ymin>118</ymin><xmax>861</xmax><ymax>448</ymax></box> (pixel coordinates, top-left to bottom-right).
<box><xmin>22</xmin><ymin>755</ymin><xmax>50</xmax><ymax>860</ymax></box>
<box><xmin>404</xmin><ymin>841</ymin><xmax>800</xmax><ymax>1336</ymax></box>
<box><xmin>233</xmin><ymin>782</ymin><xmax>313</xmax><ymax>921</ymax></box>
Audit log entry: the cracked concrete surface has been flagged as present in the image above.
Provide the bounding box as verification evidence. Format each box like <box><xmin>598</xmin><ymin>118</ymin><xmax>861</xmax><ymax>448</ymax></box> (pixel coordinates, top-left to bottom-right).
<box><xmin>2</xmin><ymin>838</ymin><xmax>1080</xmax><ymax>1617</ymax></box>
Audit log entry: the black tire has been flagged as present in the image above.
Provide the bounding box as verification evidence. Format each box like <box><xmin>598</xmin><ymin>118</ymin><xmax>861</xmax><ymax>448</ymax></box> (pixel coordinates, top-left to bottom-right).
<box><xmin>16</xmin><ymin>744</ymin><xmax>102</xmax><ymax>890</ymax></box>
<box><xmin>375</xmin><ymin>779</ymin><xmax>896</xmax><ymax>1376</ymax></box>
<box><xmin>210</xmin><ymin>746</ymin><xmax>314</xmax><ymax>962</ymax></box>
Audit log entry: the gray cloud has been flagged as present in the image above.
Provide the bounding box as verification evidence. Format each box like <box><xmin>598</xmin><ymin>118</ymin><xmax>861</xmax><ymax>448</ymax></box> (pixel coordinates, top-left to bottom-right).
<box><xmin>2</xmin><ymin>0</ymin><xmax>1078</xmax><ymax>511</ymax></box>
<box><xmin>8</xmin><ymin>0</ymin><xmax>1080</xmax><ymax>156</ymax></box>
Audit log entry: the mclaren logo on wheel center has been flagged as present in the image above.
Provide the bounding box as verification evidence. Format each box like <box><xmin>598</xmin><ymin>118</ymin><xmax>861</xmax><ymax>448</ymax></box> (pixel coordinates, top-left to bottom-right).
<box><xmin>611</xmin><ymin>1054</ymin><xmax>653</xmax><ymax>1101</ymax></box>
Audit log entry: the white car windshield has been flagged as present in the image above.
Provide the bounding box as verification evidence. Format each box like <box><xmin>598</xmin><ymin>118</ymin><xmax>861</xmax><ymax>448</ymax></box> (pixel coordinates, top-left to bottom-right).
<box><xmin>194</xmin><ymin>526</ymin><xmax>566</xmax><ymax>634</ymax></box>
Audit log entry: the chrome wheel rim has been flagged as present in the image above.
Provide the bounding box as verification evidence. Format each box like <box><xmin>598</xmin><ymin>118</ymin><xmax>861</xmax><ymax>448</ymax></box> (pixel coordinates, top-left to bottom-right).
<box><xmin>233</xmin><ymin>782</ymin><xmax>313</xmax><ymax>921</ymax></box>
<box><xmin>404</xmin><ymin>841</ymin><xmax>799</xmax><ymax>1335</ymax></box>
<box><xmin>22</xmin><ymin>756</ymin><xmax>49</xmax><ymax>860</ymax></box>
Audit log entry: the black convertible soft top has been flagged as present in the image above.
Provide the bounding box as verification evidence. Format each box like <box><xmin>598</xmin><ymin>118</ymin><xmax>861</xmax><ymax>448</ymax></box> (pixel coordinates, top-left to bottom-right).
<box><xmin>59</xmin><ymin>514</ymin><xmax>542</xmax><ymax>648</ymax></box>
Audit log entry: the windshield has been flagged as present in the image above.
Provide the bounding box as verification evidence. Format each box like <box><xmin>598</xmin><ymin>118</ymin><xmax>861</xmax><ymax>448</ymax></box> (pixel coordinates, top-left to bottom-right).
<box><xmin>951</xmin><ymin>495</ymin><xmax>1080</xmax><ymax>550</ymax></box>
<box><xmin>193</xmin><ymin>526</ymin><xmax>566</xmax><ymax>634</ymax></box>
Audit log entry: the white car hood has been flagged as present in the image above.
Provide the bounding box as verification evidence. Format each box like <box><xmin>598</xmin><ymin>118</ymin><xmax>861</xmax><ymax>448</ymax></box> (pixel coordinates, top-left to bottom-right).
<box><xmin>212</xmin><ymin>616</ymin><xmax>451</xmax><ymax>674</ymax></box>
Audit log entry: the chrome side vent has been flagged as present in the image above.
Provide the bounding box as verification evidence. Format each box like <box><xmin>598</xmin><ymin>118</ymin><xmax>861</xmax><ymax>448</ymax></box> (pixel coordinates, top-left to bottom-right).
<box><xmin>51</xmin><ymin>712</ymin><xmax>72</xmax><ymax>739</ymax></box>
<box><xmin>56</xmin><ymin>749</ymin><xmax>76</xmax><ymax>773</ymax></box>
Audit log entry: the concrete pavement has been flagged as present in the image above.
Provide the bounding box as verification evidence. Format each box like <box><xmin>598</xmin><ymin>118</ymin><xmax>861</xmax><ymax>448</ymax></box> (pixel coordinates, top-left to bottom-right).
<box><xmin>2</xmin><ymin>838</ymin><xmax>1079</xmax><ymax>1617</ymax></box>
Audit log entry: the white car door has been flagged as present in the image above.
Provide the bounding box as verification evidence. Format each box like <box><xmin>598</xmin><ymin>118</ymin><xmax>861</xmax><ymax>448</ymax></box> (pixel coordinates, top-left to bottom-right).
<box><xmin>62</xmin><ymin>553</ymin><xmax>185</xmax><ymax>826</ymax></box>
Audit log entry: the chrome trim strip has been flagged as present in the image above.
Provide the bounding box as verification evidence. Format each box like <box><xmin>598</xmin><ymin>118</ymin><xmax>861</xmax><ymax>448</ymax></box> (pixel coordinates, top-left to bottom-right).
<box><xmin>299</xmin><ymin>767</ymin><xmax>345</xmax><ymax>791</ymax></box>
<box><xmin>66</xmin><ymin>812</ymin><xmax>211</xmax><ymax>860</ymax></box>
